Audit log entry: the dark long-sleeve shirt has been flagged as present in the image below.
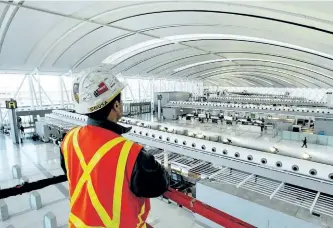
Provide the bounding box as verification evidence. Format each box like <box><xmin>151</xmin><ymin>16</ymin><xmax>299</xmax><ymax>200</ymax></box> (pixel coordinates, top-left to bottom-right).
<box><xmin>60</xmin><ymin>117</ymin><xmax>169</xmax><ymax>198</ymax></box>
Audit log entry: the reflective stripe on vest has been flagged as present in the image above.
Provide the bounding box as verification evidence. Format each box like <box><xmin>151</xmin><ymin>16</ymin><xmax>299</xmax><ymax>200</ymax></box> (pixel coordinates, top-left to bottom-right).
<box><xmin>137</xmin><ymin>203</ymin><xmax>146</xmax><ymax>228</ymax></box>
<box><xmin>64</xmin><ymin>127</ymin><xmax>146</xmax><ymax>228</ymax></box>
<box><xmin>62</xmin><ymin>128</ymin><xmax>78</xmax><ymax>186</ymax></box>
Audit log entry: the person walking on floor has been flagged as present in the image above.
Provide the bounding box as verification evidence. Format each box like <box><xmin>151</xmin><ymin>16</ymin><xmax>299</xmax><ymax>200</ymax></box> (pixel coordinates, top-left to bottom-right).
<box><xmin>60</xmin><ymin>65</ymin><xmax>169</xmax><ymax>228</ymax></box>
<box><xmin>302</xmin><ymin>137</ymin><xmax>307</xmax><ymax>148</ymax></box>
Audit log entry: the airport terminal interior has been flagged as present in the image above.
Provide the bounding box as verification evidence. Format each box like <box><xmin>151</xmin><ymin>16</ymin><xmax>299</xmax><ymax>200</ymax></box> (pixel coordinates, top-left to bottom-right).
<box><xmin>0</xmin><ymin>1</ymin><xmax>333</xmax><ymax>228</ymax></box>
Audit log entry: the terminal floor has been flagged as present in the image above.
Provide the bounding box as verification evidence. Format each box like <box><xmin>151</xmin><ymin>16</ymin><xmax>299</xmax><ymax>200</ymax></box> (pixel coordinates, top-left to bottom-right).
<box><xmin>165</xmin><ymin>119</ymin><xmax>333</xmax><ymax>156</ymax></box>
<box><xmin>0</xmin><ymin>134</ymin><xmax>203</xmax><ymax>228</ymax></box>
<box><xmin>164</xmin><ymin>119</ymin><xmax>279</xmax><ymax>142</ymax></box>
<box><xmin>132</xmin><ymin>114</ymin><xmax>279</xmax><ymax>142</ymax></box>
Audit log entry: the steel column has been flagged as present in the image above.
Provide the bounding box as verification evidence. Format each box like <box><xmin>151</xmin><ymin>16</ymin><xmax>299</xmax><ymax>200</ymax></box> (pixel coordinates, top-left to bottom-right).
<box><xmin>32</xmin><ymin>75</ymin><xmax>53</xmax><ymax>106</ymax></box>
<box><xmin>157</xmin><ymin>94</ymin><xmax>162</xmax><ymax>121</ymax></box>
<box><xmin>7</xmin><ymin>103</ymin><xmax>19</xmax><ymax>144</ymax></box>
<box><xmin>28</xmin><ymin>75</ymin><xmax>36</xmax><ymax>108</ymax></box>
<box><xmin>60</xmin><ymin>76</ymin><xmax>70</xmax><ymax>104</ymax></box>
<box><xmin>13</xmin><ymin>74</ymin><xmax>27</xmax><ymax>99</ymax></box>
<box><xmin>37</xmin><ymin>71</ymin><xmax>42</xmax><ymax>107</ymax></box>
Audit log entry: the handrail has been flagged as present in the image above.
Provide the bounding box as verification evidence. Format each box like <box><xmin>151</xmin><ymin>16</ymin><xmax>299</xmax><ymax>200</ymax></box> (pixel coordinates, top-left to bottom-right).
<box><xmin>0</xmin><ymin>176</ymin><xmax>256</xmax><ymax>228</ymax></box>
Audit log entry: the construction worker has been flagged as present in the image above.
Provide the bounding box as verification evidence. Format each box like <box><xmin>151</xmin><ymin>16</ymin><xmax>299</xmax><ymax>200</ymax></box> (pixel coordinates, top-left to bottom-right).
<box><xmin>60</xmin><ymin>66</ymin><xmax>169</xmax><ymax>228</ymax></box>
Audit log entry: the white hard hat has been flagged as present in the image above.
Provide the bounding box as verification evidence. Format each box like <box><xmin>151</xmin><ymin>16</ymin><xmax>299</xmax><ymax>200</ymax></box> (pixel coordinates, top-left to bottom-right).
<box><xmin>72</xmin><ymin>65</ymin><xmax>126</xmax><ymax>114</ymax></box>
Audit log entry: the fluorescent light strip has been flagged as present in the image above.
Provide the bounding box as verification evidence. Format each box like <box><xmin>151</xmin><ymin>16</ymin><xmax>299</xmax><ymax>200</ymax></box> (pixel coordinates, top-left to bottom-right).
<box><xmin>102</xmin><ymin>34</ymin><xmax>333</xmax><ymax>67</ymax></box>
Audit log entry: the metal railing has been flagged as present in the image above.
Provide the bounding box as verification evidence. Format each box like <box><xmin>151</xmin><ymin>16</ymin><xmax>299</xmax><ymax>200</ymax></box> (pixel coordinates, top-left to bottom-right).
<box><xmin>0</xmin><ymin>176</ymin><xmax>255</xmax><ymax>228</ymax></box>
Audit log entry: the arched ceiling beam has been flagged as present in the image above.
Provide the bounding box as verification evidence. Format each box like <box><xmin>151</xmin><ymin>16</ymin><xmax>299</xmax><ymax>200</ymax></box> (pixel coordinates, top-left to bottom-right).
<box><xmin>0</xmin><ymin>1</ymin><xmax>24</xmax><ymax>54</ymax></box>
<box><xmin>211</xmin><ymin>79</ymin><xmax>244</xmax><ymax>87</ymax></box>
<box><xmin>109</xmin><ymin>9</ymin><xmax>333</xmax><ymax>34</ymax></box>
<box><xmin>183</xmin><ymin>38</ymin><xmax>333</xmax><ymax>66</ymax></box>
<box><xmin>2</xmin><ymin>1</ymin><xmax>333</xmax><ymax>72</ymax></box>
<box><xmin>207</xmin><ymin>71</ymin><xmax>309</xmax><ymax>88</ymax></box>
<box><xmin>151</xmin><ymin>58</ymin><xmax>326</xmax><ymax>83</ymax></box>
<box><xmin>146</xmin><ymin>53</ymin><xmax>210</xmax><ymax>74</ymax></box>
<box><xmin>102</xmin><ymin>34</ymin><xmax>333</xmax><ymax>67</ymax></box>
<box><xmin>204</xmin><ymin>51</ymin><xmax>333</xmax><ymax>72</ymax></box>
<box><xmin>225</xmin><ymin>77</ymin><xmax>268</xmax><ymax>87</ymax></box>
<box><xmin>178</xmin><ymin>64</ymin><xmax>330</xmax><ymax>86</ymax></box>
<box><xmin>77</xmin><ymin>33</ymin><xmax>333</xmax><ymax>71</ymax></box>
<box><xmin>67</xmin><ymin>24</ymin><xmax>221</xmax><ymax>69</ymax></box>
<box><xmin>171</xmin><ymin>58</ymin><xmax>333</xmax><ymax>81</ymax></box>
<box><xmin>207</xmin><ymin>72</ymin><xmax>295</xmax><ymax>87</ymax></box>
<box><xmin>122</xmin><ymin>46</ymin><xmax>189</xmax><ymax>72</ymax></box>
<box><xmin>122</xmin><ymin>49</ymin><xmax>333</xmax><ymax>76</ymax></box>
<box><xmin>196</xmin><ymin>68</ymin><xmax>324</xmax><ymax>87</ymax></box>
<box><xmin>211</xmin><ymin>75</ymin><xmax>282</xmax><ymax>87</ymax></box>
<box><xmin>209</xmin><ymin>77</ymin><xmax>267</xmax><ymax>87</ymax></box>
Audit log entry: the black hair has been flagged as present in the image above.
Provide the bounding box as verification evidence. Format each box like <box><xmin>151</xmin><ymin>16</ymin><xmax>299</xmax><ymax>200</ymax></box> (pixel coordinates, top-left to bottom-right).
<box><xmin>87</xmin><ymin>93</ymin><xmax>121</xmax><ymax>120</ymax></box>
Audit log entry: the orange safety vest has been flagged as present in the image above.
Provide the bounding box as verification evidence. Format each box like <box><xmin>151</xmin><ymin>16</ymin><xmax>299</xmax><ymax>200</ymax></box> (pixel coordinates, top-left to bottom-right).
<box><xmin>61</xmin><ymin>125</ymin><xmax>150</xmax><ymax>228</ymax></box>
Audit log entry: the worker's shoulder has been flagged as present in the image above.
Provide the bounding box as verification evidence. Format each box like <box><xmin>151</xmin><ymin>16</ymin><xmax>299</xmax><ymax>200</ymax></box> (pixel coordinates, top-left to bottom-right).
<box><xmin>81</xmin><ymin>125</ymin><xmax>142</xmax><ymax>147</ymax></box>
<box><xmin>80</xmin><ymin>125</ymin><xmax>120</xmax><ymax>139</ymax></box>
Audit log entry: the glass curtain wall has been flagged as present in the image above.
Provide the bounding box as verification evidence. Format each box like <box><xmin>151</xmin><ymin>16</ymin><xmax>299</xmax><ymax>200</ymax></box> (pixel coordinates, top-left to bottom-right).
<box><xmin>121</xmin><ymin>78</ymin><xmax>203</xmax><ymax>102</ymax></box>
<box><xmin>0</xmin><ymin>74</ymin><xmax>202</xmax><ymax>109</ymax></box>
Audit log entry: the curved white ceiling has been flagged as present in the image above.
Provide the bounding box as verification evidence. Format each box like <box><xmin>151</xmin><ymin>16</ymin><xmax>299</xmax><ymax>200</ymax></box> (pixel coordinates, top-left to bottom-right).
<box><xmin>0</xmin><ymin>0</ymin><xmax>332</xmax><ymax>88</ymax></box>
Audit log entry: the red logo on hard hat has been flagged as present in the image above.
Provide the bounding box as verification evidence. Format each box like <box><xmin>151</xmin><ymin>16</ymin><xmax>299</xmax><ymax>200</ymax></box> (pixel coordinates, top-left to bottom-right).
<box><xmin>94</xmin><ymin>82</ymin><xmax>109</xmax><ymax>97</ymax></box>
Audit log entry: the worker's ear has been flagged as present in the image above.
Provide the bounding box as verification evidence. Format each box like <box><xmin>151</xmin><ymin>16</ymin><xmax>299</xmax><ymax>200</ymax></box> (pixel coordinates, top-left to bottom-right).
<box><xmin>113</xmin><ymin>100</ymin><xmax>121</xmax><ymax>110</ymax></box>
<box><xmin>113</xmin><ymin>100</ymin><xmax>123</xmax><ymax>115</ymax></box>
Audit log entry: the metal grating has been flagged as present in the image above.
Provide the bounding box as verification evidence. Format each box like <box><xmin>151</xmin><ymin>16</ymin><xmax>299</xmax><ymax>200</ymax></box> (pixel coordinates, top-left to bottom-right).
<box><xmin>208</xmin><ymin>166</ymin><xmax>333</xmax><ymax>218</ymax></box>
<box><xmin>172</xmin><ymin>157</ymin><xmax>202</xmax><ymax>168</ymax></box>
<box><xmin>273</xmin><ymin>184</ymin><xmax>317</xmax><ymax>209</ymax></box>
<box><xmin>213</xmin><ymin>168</ymin><xmax>251</xmax><ymax>186</ymax></box>
<box><xmin>313</xmin><ymin>193</ymin><xmax>333</xmax><ymax>217</ymax></box>
<box><xmin>154</xmin><ymin>152</ymin><xmax>182</xmax><ymax>164</ymax></box>
<box><xmin>126</xmin><ymin>132</ymin><xmax>333</xmax><ymax>219</ymax></box>
<box><xmin>146</xmin><ymin>148</ymin><xmax>163</xmax><ymax>156</ymax></box>
<box><xmin>189</xmin><ymin>162</ymin><xmax>221</xmax><ymax>176</ymax></box>
<box><xmin>241</xmin><ymin>176</ymin><xmax>281</xmax><ymax>197</ymax></box>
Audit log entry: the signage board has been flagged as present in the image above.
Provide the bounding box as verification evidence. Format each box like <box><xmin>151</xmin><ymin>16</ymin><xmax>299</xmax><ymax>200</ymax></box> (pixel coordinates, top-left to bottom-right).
<box><xmin>5</xmin><ymin>100</ymin><xmax>17</xmax><ymax>109</ymax></box>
